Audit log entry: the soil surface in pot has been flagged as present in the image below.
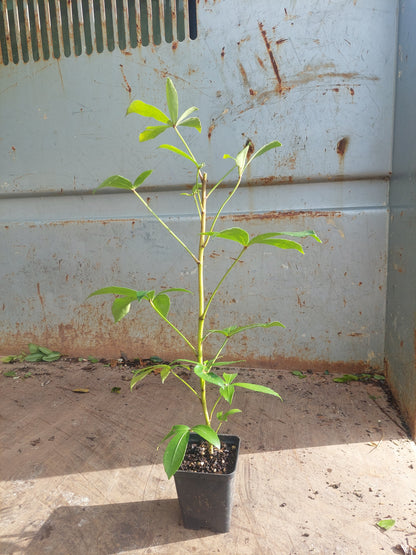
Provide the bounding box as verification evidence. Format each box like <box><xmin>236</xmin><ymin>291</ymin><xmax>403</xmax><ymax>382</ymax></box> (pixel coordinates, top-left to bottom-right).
<box><xmin>179</xmin><ymin>439</ymin><xmax>237</xmax><ymax>474</ymax></box>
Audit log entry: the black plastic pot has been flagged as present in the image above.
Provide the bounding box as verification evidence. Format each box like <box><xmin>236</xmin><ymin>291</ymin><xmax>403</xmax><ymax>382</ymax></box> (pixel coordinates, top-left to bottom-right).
<box><xmin>174</xmin><ymin>433</ymin><xmax>240</xmax><ymax>533</ymax></box>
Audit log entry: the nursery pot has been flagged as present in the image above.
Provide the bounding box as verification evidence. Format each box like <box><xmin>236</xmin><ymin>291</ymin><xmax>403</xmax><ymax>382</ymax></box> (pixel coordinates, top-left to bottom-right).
<box><xmin>174</xmin><ymin>433</ymin><xmax>240</xmax><ymax>533</ymax></box>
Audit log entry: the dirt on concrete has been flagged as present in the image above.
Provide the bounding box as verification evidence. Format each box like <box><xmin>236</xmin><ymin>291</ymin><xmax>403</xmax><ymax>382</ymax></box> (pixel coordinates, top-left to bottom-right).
<box><xmin>0</xmin><ymin>357</ymin><xmax>415</xmax><ymax>554</ymax></box>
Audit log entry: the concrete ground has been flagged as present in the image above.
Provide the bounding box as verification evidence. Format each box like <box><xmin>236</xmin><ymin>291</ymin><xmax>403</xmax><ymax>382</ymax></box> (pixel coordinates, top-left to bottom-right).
<box><xmin>1</xmin><ymin>358</ymin><xmax>415</xmax><ymax>554</ymax></box>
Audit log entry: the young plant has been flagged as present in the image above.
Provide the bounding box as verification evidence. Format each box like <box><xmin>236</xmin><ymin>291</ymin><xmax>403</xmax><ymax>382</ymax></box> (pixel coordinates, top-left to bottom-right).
<box><xmin>89</xmin><ymin>79</ymin><xmax>321</xmax><ymax>478</ymax></box>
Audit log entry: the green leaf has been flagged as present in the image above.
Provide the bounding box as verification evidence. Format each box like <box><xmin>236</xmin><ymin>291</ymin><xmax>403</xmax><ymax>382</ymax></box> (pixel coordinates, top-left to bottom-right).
<box><xmin>159</xmin><ymin>144</ymin><xmax>199</xmax><ymax>167</ymax></box>
<box><xmin>292</xmin><ymin>370</ymin><xmax>306</xmax><ymax>379</ymax></box>
<box><xmin>28</xmin><ymin>343</ymin><xmax>39</xmax><ymax>354</ymax></box>
<box><xmin>209</xmin><ymin>321</ymin><xmax>285</xmax><ymax>338</ymax></box>
<box><xmin>166</xmin><ymin>78</ymin><xmax>179</xmax><ymax>124</ymax></box>
<box><xmin>220</xmin><ymin>384</ymin><xmax>235</xmax><ymax>404</ymax></box>
<box><xmin>163</xmin><ymin>425</ymin><xmax>190</xmax><ymax>479</ymax></box>
<box><xmin>88</xmin><ymin>286</ymin><xmax>139</xmax><ymax>299</ymax></box>
<box><xmin>38</xmin><ymin>346</ymin><xmax>53</xmax><ymax>355</ymax></box>
<box><xmin>130</xmin><ymin>368</ymin><xmax>153</xmax><ymax>389</ymax></box>
<box><xmin>176</xmin><ymin>106</ymin><xmax>198</xmax><ymax>125</ymax></box>
<box><xmin>194</xmin><ymin>363</ymin><xmax>225</xmax><ymax>387</ymax></box>
<box><xmin>94</xmin><ymin>175</ymin><xmax>134</xmax><ymax>192</ymax></box>
<box><xmin>139</xmin><ymin>125</ymin><xmax>170</xmax><ymax>142</ymax></box>
<box><xmin>191</xmin><ymin>425</ymin><xmax>220</xmax><ymax>448</ymax></box>
<box><xmin>4</xmin><ymin>370</ymin><xmax>17</xmax><ymax>377</ymax></box>
<box><xmin>376</xmin><ymin>519</ymin><xmax>395</xmax><ymax>531</ymax></box>
<box><xmin>159</xmin><ymin>423</ymin><xmax>189</xmax><ymax>446</ymax></box>
<box><xmin>248</xmin><ymin>235</ymin><xmax>304</xmax><ymax>253</ymax></box>
<box><xmin>111</xmin><ymin>387</ymin><xmax>121</xmax><ymax>394</ymax></box>
<box><xmin>127</xmin><ymin>100</ymin><xmax>170</xmax><ymax>123</ymax></box>
<box><xmin>162</xmin><ymin>288</ymin><xmax>193</xmax><ymax>295</ymax></box>
<box><xmin>160</xmin><ymin>367</ymin><xmax>171</xmax><ymax>383</ymax></box>
<box><xmin>246</xmin><ymin>140</ymin><xmax>282</xmax><ymax>166</ymax></box>
<box><xmin>234</xmin><ymin>382</ymin><xmax>282</xmax><ymax>399</ymax></box>
<box><xmin>235</xmin><ymin>144</ymin><xmax>250</xmax><ymax>175</ymax></box>
<box><xmin>223</xmin><ymin>153</ymin><xmax>235</xmax><ymax>163</ymax></box>
<box><xmin>88</xmin><ymin>356</ymin><xmax>99</xmax><ymax>363</ymax></box>
<box><xmin>333</xmin><ymin>374</ymin><xmax>360</xmax><ymax>383</ymax></box>
<box><xmin>153</xmin><ymin>293</ymin><xmax>170</xmax><ymax>318</ymax></box>
<box><xmin>42</xmin><ymin>352</ymin><xmax>61</xmax><ymax>362</ymax></box>
<box><xmin>1</xmin><ymin>356</ymin><xmax>17</xmax><ymax>363</ymax></box>
<box><xmin>138</xmin><ymin>290</ymin><xmax>154</xmax><ymax>302</ymax></box>
<box><xmin>217</xmin><ymin>408</ymin><xmax>242</xmax><ymax>422</ymax></box>
<box><xmin>133</xmin><ymin>170</ymin><xmax>153</xmax><ymax>189</ymax></box>
<box><xmin>25</xmin><ymin>353</ymin><xmax>44</xmax><ymax>362</ymax></box>
<box><xmin>178</xmin><ymin>117</ymin><xmax>202</xmax><ymax>132</ymax></box>
<box><xmin>222</xmin><ymin>372</ymin><xmax>238</xmax><ymax>384</ymax></box>
<box><xmin>204</xmin><ymin>227</ymin><xmax>250</xmax><ymax>246</ymax></box>
<box><xmin>373</xmin><ymin>374</ymin><xmax>385</xmax><ymax>381</ymax></box>
<box><xmin>270</xmin><ymin>230</ymin><xmax>322</xmax><ymax>243</ymax></box>
<box><xmin>112</xmin><ymin>296</ymin><xmax>136</xmax><ymax>322</ymax></box>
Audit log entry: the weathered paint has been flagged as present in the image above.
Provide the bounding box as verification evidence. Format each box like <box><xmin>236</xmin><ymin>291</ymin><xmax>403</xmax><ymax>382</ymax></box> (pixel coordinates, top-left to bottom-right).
<box><xmin>385</xmin><ymin>0</ymin><xmax>416</xmax><ymax>439</ymax></box>
<box><xmin>0</xmin><ymin>1</ymin><xmax>397</xmax><ymax>375</ymax></box>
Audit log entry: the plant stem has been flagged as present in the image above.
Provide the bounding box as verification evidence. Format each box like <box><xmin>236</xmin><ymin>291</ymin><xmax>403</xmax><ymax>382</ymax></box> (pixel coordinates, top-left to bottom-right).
<box><xmin>209</xmin><ymin>173</ymin><xmax>243</xmax><ymax>234</ymax></box>
<box><xmin>197</xmin><ymin>173</ymin><xmax>211</xmax><ymax>428</ymax></box>
<box><xmin>175</xmin><ymin>128</ymin><xmax>205</xmax><ymax>183</ymax></box>
<box><xmin>171</xmin><ymin>370</ymin><xmax>200</xmax><ymax>398</ymax></box>
<box><xmin>149</xmin><ymin>299</ymin><xmax>196</xmax><ymax>355</ymax></box>
<box><xmin>203</xmin><ymin>247</ymin><xmax>247</xmax><ymax>319</ymax></box>
<box><xmin>132</xmin><ymin>189</ymin><xmax>199</xmax><ymax>264</ymax></box>
<box><xmin>210</xmin><ymin>395</ymin><xmax>222</xmax><ymax>422</ymax></box>
<box><xmin>206</xmin><ymin>166</ymin><xmax>237</xmax><ymax>199</ymax></box>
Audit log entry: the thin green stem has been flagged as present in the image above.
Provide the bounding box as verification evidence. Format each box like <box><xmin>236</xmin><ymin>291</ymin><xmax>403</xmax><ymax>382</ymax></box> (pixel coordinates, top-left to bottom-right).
<box><xmin>197</xmin><ymin>173</ymin><xmax>211</xmax><ymax>427</ymax></box>
<box><xmin>209</xmin><ymin>173</ymin><xmax>243</xmax><ymax>235</ymax></box>
<box><xmin>132</xmin><ymin>190</ymin><xmax>199</xmax><ymax>263</ymax></box>
<box><xmin>149</xmin><ymin>299</ymin><xmax>196</xmax><ymax>356</ymax></box>
<box><xmin>206</xmin><ymin>165</ymin><xmax>237</xmax><ymax>199</ymax></box>
<box><xmin>171</xmin><ymin>370</ymin><xmax>200</xmax><ymax>398</ymax></box>
<box><xmin>203</xmin><ymin>246</ymin><xmax>247</xmax><ymax>319</ymax></box>
<box><xmin>175</xmin><ymin>127</ymin><xmax>205</xmax><ymax>183</ymax></box>
<box><xmin>210</xmin><ymin>395</ymin><xmax>222</xmax><ymax>422</ymax></box>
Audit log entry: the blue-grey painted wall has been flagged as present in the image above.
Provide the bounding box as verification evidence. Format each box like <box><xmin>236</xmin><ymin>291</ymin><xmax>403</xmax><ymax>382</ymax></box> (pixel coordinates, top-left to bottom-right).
<box><xmin>385</xmin><ymin>0</ymin><xmax>416</xmax><ymax>438</ymax></box>
<box><xmin>0</xmin><ymin>1</ymin><xmax>397</xmax><ymax>372</ymax></box>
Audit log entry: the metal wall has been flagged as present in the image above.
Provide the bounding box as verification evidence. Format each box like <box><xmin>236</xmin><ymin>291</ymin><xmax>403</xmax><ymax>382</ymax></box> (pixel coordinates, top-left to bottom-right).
<box><xmin>0</xmin><ymin>0</ymin><xmax>397</xmax><ymax>370</ymax></box>
<box><xmin>385</xmin><ymin>0</ymin><xmax>416</xmax><ymax>438</ymax></box>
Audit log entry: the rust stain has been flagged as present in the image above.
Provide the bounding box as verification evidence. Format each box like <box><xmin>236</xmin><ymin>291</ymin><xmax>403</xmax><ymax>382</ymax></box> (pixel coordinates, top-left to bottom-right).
<box><xmin>244</xmin><ymin>139</ymin><xmax>255</xmax><ymax>161</ymax></box>
<box><xmin>276</xmin><ymin>38</ymin><xmax>288</xmax><ymax>46</ymax></box>
<box><xmin>258</xmin><ymin>22</ymin><xmax>283</xmax><ymax>94</ymax></box>
<box><xmin>350</xmin><ymin>87</ymin><xmax>355</xmax><ymax>96</ymax></box>
<box><xmin>221</xmin><ymin>46</ymin><xmax>225</xmax><ymax>58</ymax></box>
<box><xmin>208</xmin><ymin>122</ymin><xmax>215</xmax><ymax>140</ymax></box>
<box><xmin>333</xmin><ymin>87</ymin><xmax>339</xmax><ymax>93</ymax></box>
<box><xmin>172</xmin><ymin>41</ymin><xmax>178</xmax><ymax>51</ymax></box>
<box><xmin>256</xmin><ymin>56</ymin><xmax>266</xmax><ymax>70</ymax></box>
<box><xmin>122</xmin><ymin>50</ymin><xmax>133</xmax><ymax>56</ymax></box>
<box><xmin>226</xmin><ymin>209</ymin><xmax>341</xmax><ymax>223</ymax></box>
<box><xmin>36</xmin><ymin>283</ymin><xmax>45</xmax><ymax>311</ymax></box>
<box><xmin>336</xmin><ymin>137</ymin><xmax>349</xmax><ymax>156</ymax></box>
<box><xmin>247</xmin><ymin>175</ymin><xmax>294</xmax><ymax>186</ymax></box>
<box><xmin>249</xmin><ymin>88</ymin><xmax>257</xmax><ymax>96</ymax></box>
<box><xmin>119</xmin><ymin>64</ymin><xmax>132</xmax><ymax>95</ymax></box>
<box><xmin>287</xmin><ymin>153</ymin><xmax>296</xmax><ymax>170</ymax></box>
<box><xmin>238</xmin><ymin>63</ymin><xmax>249</xmax><ymax>88</ymax></box>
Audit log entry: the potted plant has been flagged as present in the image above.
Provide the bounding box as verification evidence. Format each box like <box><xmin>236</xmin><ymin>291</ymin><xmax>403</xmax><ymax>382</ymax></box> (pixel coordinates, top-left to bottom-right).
<box><xmin>88</xmin><ymin>79</ymin><xmax>321</xmax><ymax>532</ymax></box>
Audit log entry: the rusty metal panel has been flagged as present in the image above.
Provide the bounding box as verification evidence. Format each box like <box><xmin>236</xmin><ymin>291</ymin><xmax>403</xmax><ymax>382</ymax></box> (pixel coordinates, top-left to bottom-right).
<box><xmin>0</xmin><ymin>0</ymin><xmax>397</xmax><ymax>371</ymax></box>
<box><xmin>0</xmin><ymin>179</ymin><xmax>389</xmax><ymax>369</ymax></box>
<box><xmin>385</xmin><ymin>0</ymin><xmax>416</xmax><ymax>438</ymax></box>
<box><xmin>1</xmin><ymin>0</ymin><xmax>397</xmax><ymax>194</ymax></box>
